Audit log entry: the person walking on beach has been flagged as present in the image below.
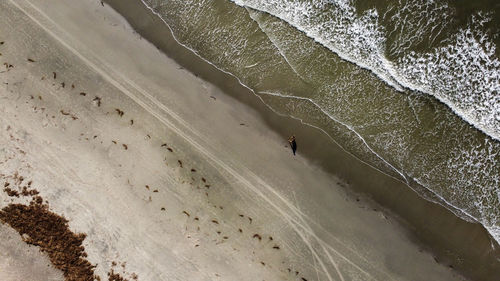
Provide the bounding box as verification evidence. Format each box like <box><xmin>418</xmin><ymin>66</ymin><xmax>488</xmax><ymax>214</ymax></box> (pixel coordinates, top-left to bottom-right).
<box><xmin>288</xmin><ymin>135</ymin><xmax>297</xmax><ymax>155</ymax></box>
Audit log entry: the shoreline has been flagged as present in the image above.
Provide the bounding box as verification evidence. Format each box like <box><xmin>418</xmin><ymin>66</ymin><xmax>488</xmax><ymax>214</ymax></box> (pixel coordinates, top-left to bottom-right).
<box><xmin>104</xmin><ymin>0</ymin><xmax>500</xmax><ymax>279</ymax></box>
<box><xmin>0</xmin><ymin>0</ymin><xmax>497</xmax><ymax>280</ymax></box>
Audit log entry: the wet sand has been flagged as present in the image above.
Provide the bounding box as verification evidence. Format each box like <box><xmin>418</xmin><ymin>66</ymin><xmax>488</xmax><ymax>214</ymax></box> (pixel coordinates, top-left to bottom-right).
<box><xmin>0</xmin><ymin>0</ymin><xmax>495</xmax><ymax>280</ymax></box>
<box><xmin>105</xmin><ymin>0</ymin><xmax>500</xmax><ymax>280</ymax></box>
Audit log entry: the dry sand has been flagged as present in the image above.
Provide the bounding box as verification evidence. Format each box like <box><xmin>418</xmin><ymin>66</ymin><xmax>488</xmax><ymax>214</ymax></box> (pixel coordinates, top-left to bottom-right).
<box><xmin>0</xmin><ymin>0</ymin><xmax>466</xmax><ymax>280</ymax></box>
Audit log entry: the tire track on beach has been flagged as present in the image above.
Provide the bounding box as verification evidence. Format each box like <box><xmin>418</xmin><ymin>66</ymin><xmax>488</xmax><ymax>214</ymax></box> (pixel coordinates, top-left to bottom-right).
<box><xmin>11</xmin><ymin>1</ymin><xmax>395</xmax><ymax>280</ymax></box>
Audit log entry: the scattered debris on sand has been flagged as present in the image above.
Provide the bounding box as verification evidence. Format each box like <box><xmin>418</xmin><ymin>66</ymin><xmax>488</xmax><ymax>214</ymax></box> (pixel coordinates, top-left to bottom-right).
<box><xmin>115</xmin><ymin>108</ymin><xmax>124</xmax><ymax>117</ymax></box>
<box><xmin>108</xmin><ymin>269</ymin><xmax>128</xmax><ymax>281</ymax></box>
<box><xmin>252</xmin><ymin>234</ymin><xmax>262</xmax><ymax>241</ymax></box>
<box><xmin>93</xmin><ymin>96</ymin><xmax>102</xmax><ymax>107</ymax></box>
<box><xmin>3</xmin><ymin>187</ymin><xmax>19</xmax><ymax>197</ymax></box>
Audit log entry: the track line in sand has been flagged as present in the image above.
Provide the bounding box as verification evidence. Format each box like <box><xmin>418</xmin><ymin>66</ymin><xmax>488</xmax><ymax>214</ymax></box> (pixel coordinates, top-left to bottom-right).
<box><xmin>11</xmin><ymin>0</ymin><xmax>396</xmax><ymax>280</ymax></box>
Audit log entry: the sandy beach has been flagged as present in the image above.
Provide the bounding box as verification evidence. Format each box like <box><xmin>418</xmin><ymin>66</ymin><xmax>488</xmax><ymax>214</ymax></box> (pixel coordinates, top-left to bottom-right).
<box><xmin>0</xmin><ymin>0</ymin><xmax>493</xmax><ymax>280</ymax></box>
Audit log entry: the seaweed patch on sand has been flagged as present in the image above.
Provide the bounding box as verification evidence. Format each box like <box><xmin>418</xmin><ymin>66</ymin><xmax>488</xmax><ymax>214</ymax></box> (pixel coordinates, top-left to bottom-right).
<box><xmin>0</xmin><ymin>199</ymin><xmax>99</xmax><ymax>281</ymax></box>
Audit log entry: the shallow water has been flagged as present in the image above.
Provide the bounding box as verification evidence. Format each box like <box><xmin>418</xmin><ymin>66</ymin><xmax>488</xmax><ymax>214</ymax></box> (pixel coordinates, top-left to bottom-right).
<box><xmin>140</xmin><ymin>0</ymin><xmax>500</xmax><ymax>245</ymax></box>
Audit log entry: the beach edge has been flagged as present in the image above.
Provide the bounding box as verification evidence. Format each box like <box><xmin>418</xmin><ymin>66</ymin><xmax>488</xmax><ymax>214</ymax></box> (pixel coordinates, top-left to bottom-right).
<box><xmin>104</xmin><ymin>0</ymin><xmax>500</xmax><ymax>279</ymax></box>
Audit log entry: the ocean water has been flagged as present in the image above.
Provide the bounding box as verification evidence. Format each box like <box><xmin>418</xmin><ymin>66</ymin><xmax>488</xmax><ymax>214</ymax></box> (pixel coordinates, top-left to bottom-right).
<box><xmin>140</xmin><ymin>0</ymin><xmax>500</xmax><ymax>244</ymax></box>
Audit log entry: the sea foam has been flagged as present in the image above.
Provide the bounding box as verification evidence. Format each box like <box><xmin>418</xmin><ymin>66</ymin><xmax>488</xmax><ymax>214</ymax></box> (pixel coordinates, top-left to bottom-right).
<box><xmin>231</xmin><ymin>0</ymin><xmax>500</xmax><ymax>141</ymax></box>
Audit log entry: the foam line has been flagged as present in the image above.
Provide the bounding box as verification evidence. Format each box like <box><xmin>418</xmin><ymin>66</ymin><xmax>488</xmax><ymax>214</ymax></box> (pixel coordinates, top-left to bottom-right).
<box><xmin>230</xmin><ymin>0</ymin><xmax>500</xmax><ymax>141</ymax></box>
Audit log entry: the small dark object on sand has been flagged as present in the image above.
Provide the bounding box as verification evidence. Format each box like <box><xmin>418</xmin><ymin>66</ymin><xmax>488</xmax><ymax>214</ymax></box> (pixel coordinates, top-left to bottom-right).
<box><xmin>80</xmin><ymin>92</ymin><xmax>86</xmax><ymax>96</ymax></box>
<box><xmin>182</xmin><ymin>211</ymin><xmax>190</xmax><ymax>217</ymax></box>
<box><xmin>108</xmin><ymin>269</ymin><xmax>127</xmax><ymax>281</ymax></box>
<box><xmin>53</xmin><ymin>72</ymin><xmax>56</xmax><ymax>79</ymax></box>
<box><xmin>93</xmin><ymin>96</ymin><xmax>101</xmax><ymax>107</ymax></box>
<box><xmin>27</xmin><ymin>58</ymin><xmax>35</xmax><ymax>62</ymax></box>
<box><xmin>178</xmin><ymin>160</ymin><xmax>183</xmax><ymax>167</ymax></box>
<box><xmin>252</xmin><ymin>234</ymin><xmax>262</xmax><ymax>241</ymax></box>
<box><xmin>4</xmin><ymin>187</ymin><xmax>19</xmax><ymax>197</ymax></box>
<box><xmin>115</xmin><ymin>108</ymin><xmax>124</xmax><ymax>117</ymax></box>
